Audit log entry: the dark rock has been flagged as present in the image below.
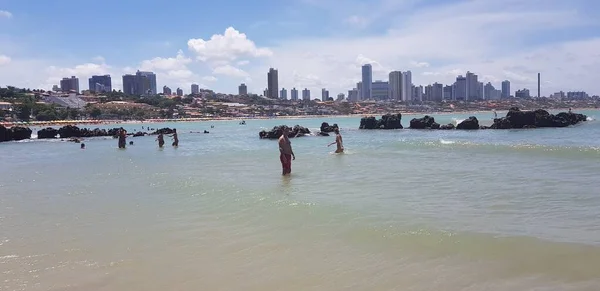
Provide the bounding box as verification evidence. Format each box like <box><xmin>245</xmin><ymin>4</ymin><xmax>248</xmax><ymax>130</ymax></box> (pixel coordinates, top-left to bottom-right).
<box><xmin>359</xmin><ymin>116</ymin><xmax>377</xmax><ymax>129</ymax></box>
<box><xmin>0</xmin><ymin>125</ymin><xmax>10</xmax><ymax>142</ymax></box>
<box><xmin>259</xmin><ymin>125</ymin><xmax>311</xmax><ymax>139</ymax></box>
<box><xmin>320</xmin><ymin>122</ymin><xmax>339</xmax><ymax>133</ymax></box>
<box><xmin>360</xmin><ymin>114</ymin><xmax>402</xmax><ymax>129</ymax></box>
<box><xmin>58</xmin><ymin>125</ymin><xmax>82</xmax><ymax>138</ymax></box>
<box><xmin>409</xmin><ymin>115</ymin><xmax>436</xmax><ymax>129</ymax></box>
<box><xmin>431</xmin><ymin>122</ymin><xmax>440</xmax><ymax>129</ymax></box>
<box><xmin>37</xmin><ymin>127</ymin><xmax>59</xmax><ymax>139</ymax></box>
<box><xmin>440</xmin><ymin>123</ymin><xmax>455</xmax><ymax>130</ymax></box>
<box><xmin>318</xmin><ymin>132</ymin><xmax>330</xmax><ymax>136</ymax></box>
<box><xmin>151</xmin><ymin>128</ymin><xmax>175</xmax><ymax>135</ymax></box>
<box><xmin>457</xmin><ymin>116</ymin><xmax>479</xmax><ymax>130</ymax></box>
<box><xmin>132</xmin><ymin>131</ymin><xmax>146</xmax><ymax>137</ymax></box>
<box><xmin>491</xmin><ymin>107</ymin><xmax>587</xmax><ymax>129</ymax></box>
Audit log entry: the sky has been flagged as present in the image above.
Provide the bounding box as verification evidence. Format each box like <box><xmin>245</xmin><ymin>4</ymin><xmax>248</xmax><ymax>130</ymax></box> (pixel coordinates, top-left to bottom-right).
<box><xmin>1</xmin><ymin>0</ymin><xmax>600</xmax><ymax>97</ymax></box>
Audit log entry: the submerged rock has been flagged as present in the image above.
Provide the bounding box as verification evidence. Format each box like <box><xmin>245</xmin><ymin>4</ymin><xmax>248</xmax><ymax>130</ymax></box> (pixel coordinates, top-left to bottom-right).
<box><xmin>259</xmin><ymin>125</ymin><xmax>311</xmax><ymax>139</ymax></box>
<box><xmin>359</xmin><ymin>113</ymin><xmax>403</xmax><ymax>129</ymax></box>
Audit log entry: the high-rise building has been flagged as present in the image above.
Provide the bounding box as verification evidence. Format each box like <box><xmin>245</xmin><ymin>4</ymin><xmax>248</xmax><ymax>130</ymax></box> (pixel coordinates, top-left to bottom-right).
<box><xmin>52</xmin><ymin>85</ymin><xmax>60</xmax><ymax>92</ymax></box>
<box><xmin>465</xmin><ymin>71</ymin><xmax>479</xmax><ymax>100</ymax></box>
<box><xmin>280</xmin><ymin>88</ymin><xmax>287</xmax><ymax>100</ymax></box>
<box><xmin>412</xmin><ymin>85</ymin><xmax>423</xmax><ymax>102</ymax></box>
<box><xmin>176</xmin><ymin>88</ymin><xmax>183</xmax><ymax>96</ymax></box>
<box><xmin>337</xmin><ymin>93</ymin><xmax>345</xmax><ymax>101</ymax></box>
<box><xmin>60</xmin><ymin>76</ymin><xmax>79</xmax><ymax>93</ymax></box>
<box><xmin>501</xmin><ymin>80</ymin><xmax>511</xmax><ymax>98</ymax></box>
<box><xmin>361</xmin><ymin>64</ymin><xmax>372</xmax><ymax>100</ymax></box>
<box><xmin>424</xmin><ymin>85</ymin><xmax>432</xmax><ymax>101</ymax></box>
<box><xmin>263</xmin><ymin>88</ymin><xmax>268</xmax><ymax>97</ymax></box>
<box><xmin>267</xmin><ymin>68</ymin><xmax>279</xmax><ymax>99</ymax></box>
<box><xmin>291</xmin><ymin>88</ymin><xmax>299</xmax><ymax>101</ymax></box>
<box><xmin>432</xmin><ymin>83</ymin><xmax>444</xmax><ymax>101</ymax></box>
<box><xmin>371</xmin><ymin>81</ymin><xmax>389</xmax><ymax>100</ymax></box>
<box><xmin>88</xmin><ymin>75</ymin><xmax>112</xmax><ymax>93</ymax></box>
<box><xmin>122</xmin><ymin>70</ymin><xmax>157</xmax><ymax>95</ymax></box>
<box><xmin>163</xmin><ymin>86</ymin><xmax>172</xmax><ymax>95</ymax></box>
<box><xmin>515</xmin><ymin>88</ymin><xmax>530</xmax><ymax>98</ymax></box>
<box><xmin>443</xmin><ymin>85</ymin><xmax>453</xmax><ymax>100</ymax></box>
<box><xmin>191</xmin><ymin>84</ymin><xmax>199</xmax><ymax>94</ymax></box>
<box><xmin>321</xmin><ymin>88</ymin><xmax>329</xmax><ymax>100</ymax></box>
<box><xmin>302</xmin><ymin>88</ymin><xmax>310</xmax><ymax>101</ymax></box>
<box><xmin>388</xmin><ymin>71</ymin><xmax>403</xmax><ymax>101</ymax></box>
<box><xmin>238</xmin><ymin>83</ymin><xmax>248</xmax><ymax>95</ymax></box>
<box><xmin>454</xmin><ymin>75</ymin><xmax>467</xmax><ymax>100</ymax></box>
<box><xmin>402</xmin><ymin>71</ymin><xmax>412</xmax><ymax>101</ymax></box>
<box><xmin>478</xmin><ymin>82</ymin><xmax>484</xmax><ymax>100</ymax></box>
<box><xmin>357</xmin><ymin>82</ymin><xmax>363</xmax><ymax>100</ymax></box>
<box><xmin>484</xmin><ymin>82</ymin><xmax>501</xmax><ymax>100</ymax></box>
<box><xmin>348</xmin><ymin>89</ymin><xmax>359</xmax><ymax>101</ymax></box>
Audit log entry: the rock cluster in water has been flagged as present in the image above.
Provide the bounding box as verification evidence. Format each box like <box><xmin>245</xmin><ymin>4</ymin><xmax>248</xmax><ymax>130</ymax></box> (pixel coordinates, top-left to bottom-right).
<box><xmin>359</xmin><ymin>108</ymin><xmax>587</xmax><ymax>130</ymax></box>
<box><xmin>0</xmin><ymin>125</ymin><xmax>32</xmax><ymax>142</ymax></box>
<box><xmin>359</xmin><ymin>113</ymin><xmax>403</xmax><ymax>129</ymax></box>
<box><xmin>489</xmin><ymin>107</ymin><xmax>587</xmax><ymax>129</ymax></box>
<box><xmin>35</xmin><ymin>125</ymin><xmax>176</xmax><ymax>139</ymax></box>
<box><xmin>259</xmin><ymin>125</ymin><xmax>311</xmax><ymax>139</ymax></box>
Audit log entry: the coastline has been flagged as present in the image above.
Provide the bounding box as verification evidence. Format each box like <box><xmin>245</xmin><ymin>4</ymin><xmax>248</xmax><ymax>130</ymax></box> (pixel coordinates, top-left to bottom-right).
<box><xmin>1</xmin><ymin>107</ymin><xmax>595</xmax><ymax>128</ymax></box>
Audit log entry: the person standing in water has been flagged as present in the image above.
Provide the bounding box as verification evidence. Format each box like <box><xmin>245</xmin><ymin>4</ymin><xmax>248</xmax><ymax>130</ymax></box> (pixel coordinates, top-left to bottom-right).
<box><xmin>327</xmin><ymin>128</ymin><xmax>344</xmax><ymax>153</ymax></box>
<box><xmin>118</xmin><ymin>128</ymin><xmax>127</xmax><ymax>148</ymax></box>
<box><xmin>278</xmin><ymin>127</ymin><xmax>295</xmax><ymax>175</ymax></box>
<box><xmin>170</xmin><ymin>129</ymin><xmax>179</xmax><ymax>147</ymax></box>
<box><xmin>157</xmin><ymin>133</ymin><xmax>165</xmax><ymax>148</ymax></box>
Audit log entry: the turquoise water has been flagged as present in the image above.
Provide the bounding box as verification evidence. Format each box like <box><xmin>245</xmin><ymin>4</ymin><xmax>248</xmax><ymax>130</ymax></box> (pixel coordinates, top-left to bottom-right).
<box><xmin>1</xmin><ymin>110</ymin><xmax>600</xmax><ymax>290</ymax></box>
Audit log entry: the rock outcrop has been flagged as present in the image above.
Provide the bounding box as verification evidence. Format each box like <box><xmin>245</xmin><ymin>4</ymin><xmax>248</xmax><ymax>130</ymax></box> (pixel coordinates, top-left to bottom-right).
<box><xmin>320</xmin><ymin>122</ymin><xmax>339</xmax><ymax>133</ymax></box>
<box><xmin>37</xmin><ymin>127</ymin><xmax>59</xmax><ymax>139</ymax></box>
<box><xmin>151</xmin><ymin>128</ymin><xmax>175</xmax><ymax>135</ymax></box>
<box><xmin>456</xmin><ymin>116</ymin><xmax>479</xmax><ymax>130</ymax></box>
<box><xmin>359</xmin><ymin>113</ymin><xmax>403</xmax><ymax>129</ymax></box>
<box><xmin>56</xmin><ymin>125</ymin><xmax>115</xmax><ymax>138</ymax></box>
<box><xmin>490</xmin><ymin>107</ymin><xmax>587</xmax><ymax>129</ymax></box>
<box><xmin>259</xmin><ymin>125</ymin><xmax>311</xmax><ymax>139</ymax></box>
<box><xmin>409</xmin><ymin>115</ymin><xmax>438</xmax><ymax>129</ymax></box>
<box><xmin>0</xmin><ymin>125</ymin><xmax>32</xmax><ymax>142</ymax></box>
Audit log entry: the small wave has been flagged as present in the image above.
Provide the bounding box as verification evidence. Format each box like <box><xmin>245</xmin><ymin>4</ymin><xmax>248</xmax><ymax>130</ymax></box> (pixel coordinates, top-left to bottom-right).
<box><xmin>439</xmin><ymin>139</ymin><xmax>456</xmax><ymax>145</ymax></box>
<box><xmin>587</xmin><ymin>116</ymin><xmax>595</xmax><ymax>121</ymax></box>
<box><xmin>452</xmin><ymin>118</ymin><xmax>465</xmax><ymax>125</ymax></box>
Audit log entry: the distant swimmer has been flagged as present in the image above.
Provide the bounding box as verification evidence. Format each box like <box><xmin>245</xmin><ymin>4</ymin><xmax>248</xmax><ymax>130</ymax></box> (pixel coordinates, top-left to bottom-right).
<box><xmin>80</xmin><ymin>143</ymin><xmax>85</xmax><ymax>149</ymax></box>
<box><xmin>118</xmin><ymin>128</ymin><xmax>127</xmax><ymax>148</ymax></box>
<box><xmin>327</xmin><ymin>128</ymin><xmax>344</xmax><ymax>153</ymax></box>
<box><xmin>278</xmin><ymin>127</ymin><xmax>295</xmax><ymax>176</ymax></box>
<box><xmin>157</xmin><ymin>133</ymin><xmax>165</xmax><ymax>147</ymax></box>
<box><xmin>171</xmin><ymin>129</ymin><xmax>179</xmax><ymax>147</ymax></box>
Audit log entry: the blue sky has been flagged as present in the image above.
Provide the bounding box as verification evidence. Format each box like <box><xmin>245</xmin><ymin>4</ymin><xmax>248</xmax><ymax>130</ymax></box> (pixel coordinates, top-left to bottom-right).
<box><xmin>1</xmin><ymin>0</ymin><xmax>600</xmax><ymax>97</ymax></box>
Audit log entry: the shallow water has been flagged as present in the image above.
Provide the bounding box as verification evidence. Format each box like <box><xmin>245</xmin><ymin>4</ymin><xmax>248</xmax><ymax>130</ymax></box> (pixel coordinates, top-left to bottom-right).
<box><xmin>1</xmin><ymin>110</ymin><xmax>600</xmax><ymax>290</ymax></box>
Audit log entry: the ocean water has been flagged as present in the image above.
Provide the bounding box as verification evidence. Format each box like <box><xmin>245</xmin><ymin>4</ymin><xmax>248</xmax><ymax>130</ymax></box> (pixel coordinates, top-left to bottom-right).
<box><xmin>1</xmin><ymin>110</ymin><xmax>600</xmax><ymax>291</ymax></box>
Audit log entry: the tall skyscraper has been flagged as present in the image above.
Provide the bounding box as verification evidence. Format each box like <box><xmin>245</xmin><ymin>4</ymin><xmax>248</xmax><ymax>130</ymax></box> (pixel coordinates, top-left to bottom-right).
<box><xmin>88</xmin><ymin>75</ymin><xmax>112</xmax><ymax>93</ymax></box>
<box><xmin>337</xmin><ymin>93</ymin><xmax>345</xmax><ymax>101</ymax></box>
<box><xmin>412</xmin><ymin>85</ymin><xmax>423</xmax><ymax>102</ymax></box>
<box><xmin>238</xmin><ymin>83</ymin><xmax>248</xmax><ymax>95</ymax></box>
<box><xmin>454</xmin><ymin>75</ymin><xmax>467</xmax><ymax>100</ymax></box>
<box><xmin>60</xmin><ymin>76</ymin><xmax>79</xmax><ymax>93</ymax></box>
<box><xmin>361</xmin><ymin>64</ymin><xmax>372</xmax><ymax>100</ymax></box>
<box><xmin>443</xmin><ymin>85</ymin><xmax>453</xmax><ymax>100</ymax></box>
<box><xmin>388</xmin><ymin>71</ymin><xmax>403</xmax><ymax>101</ymax></box>
<box><xmin>291</xmin><ymin>88</ymin><xmax>298</xmax><ymax>101</ymax></box>
<box><xmin>302</xmin><ymin>88</ymin><xmax>310</xmax><ymax>101</ymax></box>
<box><xmin>371</xmin><ymin>81</ymin><xmax>389</xmax><ymax>100</ymax></box>
<box><xmin>321</xmin><ymin>88</ymin><xmax>329</xmax><ymax>100</ymax></box>
<box><xmin>465</xmin><ymin>71</ymin><xmax>479</xmax><ymax>100</ymax></box>
<box><xmin>191</xmin><ymin>84</ymin><xmax>199</xmax><ymax>94</ymax></box>
<box><xmin>501</xmin><ymin>80</ymin><xmax>511</xmax><ymax>98</ymax></box>
<box><xmin>122</xmin><ymin>70</ymin><xmax>157</xmax><ymax>95</ymax></box>
<box><xmin>348</xmin><ymin>89</ymin><xmax>359</xmax><ymax>101</ymax></box>
<box><xmin>402</xmin><ymin>71</ymin><xmax>412</xmax><ymax>101</ymax></box>
<box><xmin>280</xmin><ymin>88</ymin><xmax>287</xmax><ymax>100</ymax></box>
<box><xmin>267</xmin><ymin>68</ymin><xmax>279</xmax><ymax>99</ymax></box>
<box><xmin>176</xmin><ymin>88</ymin><xmax>183</xmax><ymax>96</ymax></box>
<box><xmin>163</xmin><ymin>86</ymin><xmax>172</xmax><ymax>95</ymax></box>
<box><xmin>263</xmin><ymin>88</ymin><xmax>268</xmax><ymax>97</ymax></box>
<box><xmin>357</xmin><ymin>82</ymin><xmax>363</xmax><ymax>100</ymax></box>
<box><xmin>432</xmin><ymin>83</ymin><xmax>444</xmax><ymax>101</ymax></box>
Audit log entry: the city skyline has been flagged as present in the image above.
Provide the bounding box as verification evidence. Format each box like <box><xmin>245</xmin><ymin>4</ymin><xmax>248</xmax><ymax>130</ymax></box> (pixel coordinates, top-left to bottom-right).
<box><xmin>1</xmin><ymin>1</ymin><xmax>599</xmax><ymax>97</ymax></box>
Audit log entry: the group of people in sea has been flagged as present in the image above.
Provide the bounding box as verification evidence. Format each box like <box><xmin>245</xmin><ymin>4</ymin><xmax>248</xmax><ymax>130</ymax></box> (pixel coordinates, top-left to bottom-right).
<box><xmin>114</xmin><ymin>128</ymin><xmax>179</xmax><ymax>149</ymax></box>
<box><xmin>278</xmin><ymin>127</ymin><xmax>344</xmax><ymax>176</ymax></box>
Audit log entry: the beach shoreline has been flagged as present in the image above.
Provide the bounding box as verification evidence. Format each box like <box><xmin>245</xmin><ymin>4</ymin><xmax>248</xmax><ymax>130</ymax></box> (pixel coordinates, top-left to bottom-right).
<box><xmin>1</xmin><ymin>107</ymin><xmax>595</xmax><ymax>128</ymax></box>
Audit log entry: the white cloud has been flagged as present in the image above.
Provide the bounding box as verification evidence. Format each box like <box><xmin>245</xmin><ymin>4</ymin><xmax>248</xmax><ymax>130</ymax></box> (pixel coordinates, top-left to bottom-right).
<box><xmin>202</xmin><ymin>76</ymin><xmax>218</xmax><ymax>82</ymax></box>
<box><xmin>237</xmin><ymin>60</ymin><xmax>250</xmax><ymax>66</ymax></box>
<box><xmin>0</xmin><ymin>55</ymin><xmax>11</xmax><ymax>66</ymax></box>
<box><xmin>187</xmin><ymin>27</ymin><xmax>273</xmax><ymax>62</ymax></box>
<box><xmin>410</xmin><ymin>61</ymin><xmax>429</xmax><ymax>68</ymax></box>
<box><xmin>140</xmin><ymin>50</ymin><xmax>191</xmax><ymax>71</ymax></box>
<box><xmin>0</xmin><ymin>10</ymin><xmax>12</xmax><ymax>18</ymax></box>
<box><xmin>212</xmin><ymin>64</ymin><xmax>249</xmax><ymax>78</ymax></box>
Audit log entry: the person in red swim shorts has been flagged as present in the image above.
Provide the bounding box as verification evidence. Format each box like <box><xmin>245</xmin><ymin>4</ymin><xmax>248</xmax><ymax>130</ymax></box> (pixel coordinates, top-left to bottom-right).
<box><xmin>278</xmin><ymin>126</ymin><xmax>295</xmax><ymax>175</ymax></box>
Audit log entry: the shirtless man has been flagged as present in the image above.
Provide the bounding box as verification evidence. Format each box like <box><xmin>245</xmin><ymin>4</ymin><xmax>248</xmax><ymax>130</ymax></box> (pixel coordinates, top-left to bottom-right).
<box><xmin>278</xmin><ymin>127</ymin><xmax>295</xmax><ymax>175</ymax></box>
<box><xmin>327</xmin><ymin>128</ymin><xmax>344</xmax><ymax>153</ymax></box>
<box><xmin>156</xmin><ymin>133</ymin><xmax>165</xmax><ymax>148</ymax></box>
<box><xmin>170</xmin><ymin>129</ymin><xmax>179</xmax><ymax>147</ymax></box>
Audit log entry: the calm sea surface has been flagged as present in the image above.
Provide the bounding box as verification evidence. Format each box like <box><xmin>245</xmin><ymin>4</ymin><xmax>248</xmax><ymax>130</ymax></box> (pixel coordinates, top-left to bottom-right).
<box><xmin>1</xmin><ymin>110</ymin><xmax>600</xmax><ymax>291</ymax></box>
